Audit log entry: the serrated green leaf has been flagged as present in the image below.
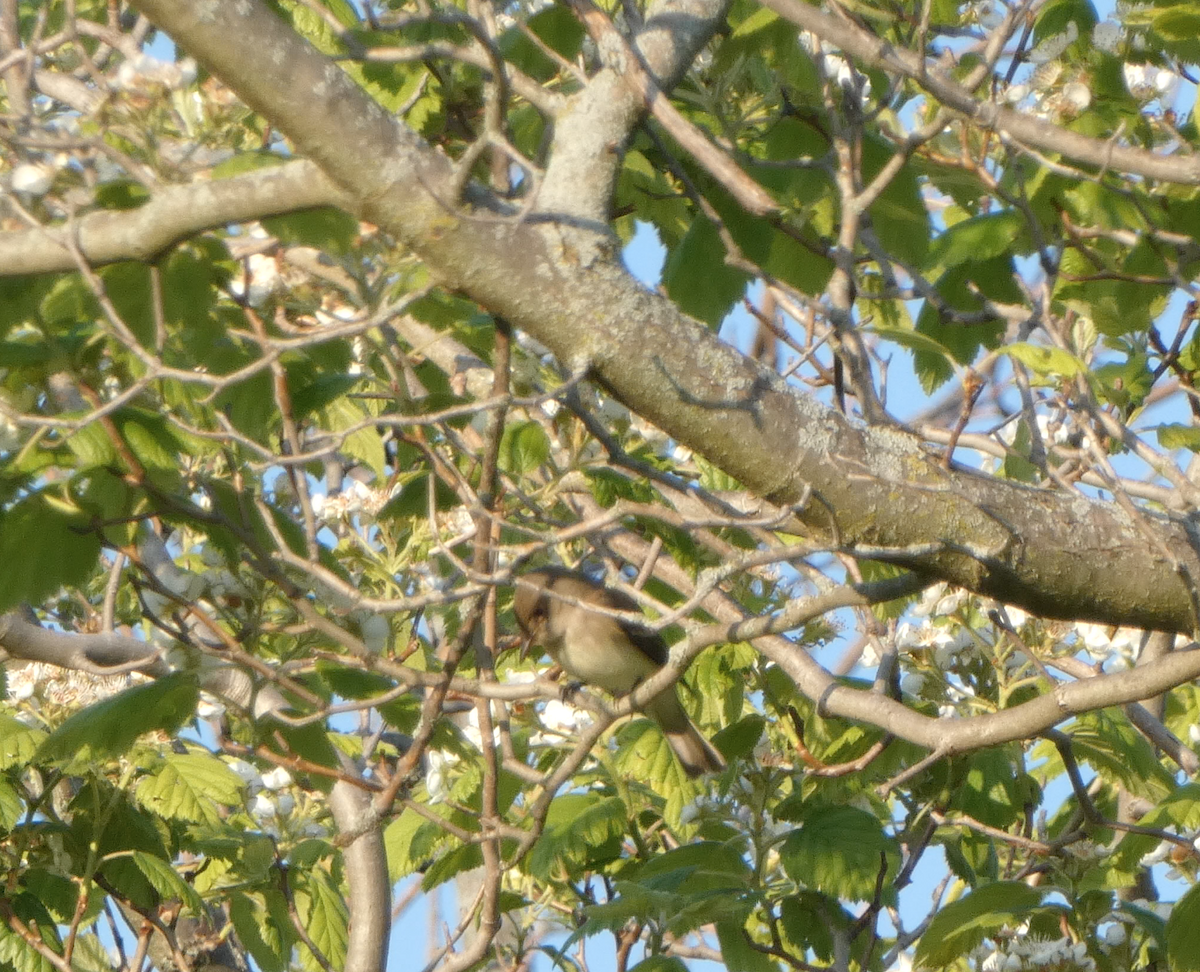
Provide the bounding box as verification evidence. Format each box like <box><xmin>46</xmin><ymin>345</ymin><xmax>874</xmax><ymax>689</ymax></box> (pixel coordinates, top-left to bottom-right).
<box><xmin>0</xmin><ymin>495</ymin><xmax>103</xmax><ymax>612</ymax></box>
<box><xmin>211</xmin><ymin>152</ymin><xmax>287</xmax><ymax>178</ymax></box>
<box><xmin>384</xmin><ymin>807</ymin><xmax>456</xmax><ymax>882</ymax></box>
<box><xmin>629</xmin><ymin>959</ymin><xmax>688</xmax><ymax>972</ymax></box>
<box><xmin>94</xmin><ymin>180</ymin><xmax>150</xmax><ymax>210</ymax></box>
<box><xmin>129</xmin><ymin>850</ymin><xmax>205</xmax><ymax>916</ymax></box>
<box><xmin>914</xmin><ymin>882</ymin><xmax>1044</xmax><ymax>968</ymax></box>
<box><xmin>499</xmin><ymin>420</ymin><xmax>550</xmax><ymax>474</ymax></box>
<box><xmin>135</xmin><ymin>751</ymin><xmax>245</xmax><ymax>824</ymax></box>
<box><xmin>35</xmin><ymin>672</ymin><xmax>199</xmax><ymax>763</ymax></box>
<box><xmin>230</xmin><ymin>891</ymin><xmax>289</xmax><ymax>972</ymax></box>
<box><xmin>926</xmin><ymin>210</ymin><xmax>1026</xmax><ymax>278</ymax></box>
<box><xmin>0</xmin><ymin>715</ymin><xmax>46</xmax><ymax>769</ymax></box>
<box><xmin>0</xmin><ymin>893</ymin><xmax>58</xmax><ymax>972</ymax></box>
<box><xmin>66</xmin><ymin>422</ymin><xmax>119</xmax><ymax>468</ymax></box>
<box><xmin>1156</xmin><ymin>424</ymin><xmax>1200</xmax><ymax>452</ymax></box>
<box><xmin>0</xmin><ymin>778</ymin><xmax>23</xmax><ymax>831</ymax></box>
<box><xmin>69</xmin><ymin>933</ymin><xmax>119</xmax><ymax>972</ymax></box>
<box><xmin>1168</xmin><ymin>882</ymin><xmax>1200</xmax><ymax>970</ymax></box>
<box><xmin>867</xmin><ymin>326</ymin><xmax>955</xmax><ymax>359</ymax></box>
<box><xmin>1155</xmin><ymin>5</ymin><xmax>1200</xmax><ymax>41</ymax></box>
<box><xmin>1065</xmin><ymin>709</ymin><xmax>1174</xmax><ymax>801</ymax></box>
<box><xmin>290</xmin><ymin>374</ymin><xmax>361</xmax><ymax>420</ymax></box>
<box><xmin>297</xmin><ymin>869</ymin><xmax>349</xmax><ymax>972</ymax></box>
<box><xmin>378</xmin><ymin>471</ymin><xmax>459</xmax><ymax>518</ymax></box>
<box><xmin>1003</xmin><ymin>342</ymin><xmax>1086</xmax><ymax>377</ymax></box>
<box><xmin>780</xmin><ymin>806</ymin><xmax>898</xmax><ymax>901</ymax></box>
<box><xmin>526</xmin><ymin>793</ymin><xmax>626</xmax><ymax>879</ymax></box>
<box><xmin>663</xmin><ymin>217</ymin><xmax>749</xmax><ymax>328</ymax></box>
<box><xmin>262</xmin><ymin>208</ymin><xmax>357</xmax><ymax>257</ymax></box>
<box><xmin>715</xmin><ymin>918</ymin><xmax>779</xmax><ymax>972</ymax></box>
<box><xmin>730</xmin><ymin>6</ymin><xmax>778</xmax><ymax>37</ymax></box>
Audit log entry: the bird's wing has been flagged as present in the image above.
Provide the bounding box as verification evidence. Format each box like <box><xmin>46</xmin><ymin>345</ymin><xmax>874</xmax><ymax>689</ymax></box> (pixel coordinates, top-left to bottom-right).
<box><xmin>620</xmin><ymin>619</ymin><xmax>670</xmax><ymax>667</ymax></box>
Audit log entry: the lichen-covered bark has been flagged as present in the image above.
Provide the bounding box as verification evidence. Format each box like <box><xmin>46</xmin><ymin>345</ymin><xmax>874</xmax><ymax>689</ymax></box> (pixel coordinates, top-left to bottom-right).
<box><xmin>129</xmin><ymin>0</ymin><xmax>1200</xmax><ymax>633</ymax></box>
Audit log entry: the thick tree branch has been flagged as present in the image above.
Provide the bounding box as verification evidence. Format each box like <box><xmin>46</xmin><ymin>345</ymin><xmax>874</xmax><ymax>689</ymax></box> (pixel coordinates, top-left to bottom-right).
<box><xmin>330</xmin><ymin>780</ymin><xmax>390</xmax><ymax>972</ymax></box>
<box><xmin>0</xmin><ymin>161</ymin><xmax>347</xmax><ymax>274</ymax></box>
<box><xmin>108</xmin><ymin>0</ymin><xmax>1200</xmax><ymax>633</ymax></box>
<box><xmin>0</xmin><ymin>613</ymin><xmax>168</xmax><ymax>676</ymax></box>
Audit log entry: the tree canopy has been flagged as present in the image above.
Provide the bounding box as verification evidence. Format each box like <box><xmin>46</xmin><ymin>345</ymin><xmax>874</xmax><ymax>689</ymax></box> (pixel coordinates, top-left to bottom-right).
<box><xmin>4</xmin><ymin>0</ymin><xmax>1200</xmax><ymax>970</ymax></box>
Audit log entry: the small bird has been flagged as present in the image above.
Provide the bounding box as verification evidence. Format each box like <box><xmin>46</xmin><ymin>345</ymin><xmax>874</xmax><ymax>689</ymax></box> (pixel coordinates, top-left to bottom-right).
<box><xmin>513</xmin><ymin>567</ymin><xmax>725</xmax><ymax>778</ymax></box>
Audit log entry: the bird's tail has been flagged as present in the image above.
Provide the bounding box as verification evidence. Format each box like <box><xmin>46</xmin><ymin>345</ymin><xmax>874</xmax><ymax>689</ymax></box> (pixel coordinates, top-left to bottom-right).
<box><xmin>666</xmin><ymin>723</ymin><xmax>726</xmax><ymax>778</ymax></box>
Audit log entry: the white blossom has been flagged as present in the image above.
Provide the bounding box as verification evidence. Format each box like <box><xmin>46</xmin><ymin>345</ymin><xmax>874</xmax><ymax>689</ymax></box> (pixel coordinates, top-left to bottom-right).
<box><xmin>11</xmin><ymin>163</ymin><xmax>54</xmax><ymax>196</ymax></box>
<box><xmin>228</xmin><ymin>253</ymin><xmax>282</xmax><ymax>307</ymax></box>
<box><xmin>1005</xmin><ymin>83</ymin><xmax>1030</xmax><ymax>104</ymax></box>
<box><xmin>114</xmin><ymin>53</ymin><xmax>196</xmax><ymax>91</ymax></box>
<box><xmin>1093</xmin><ymin>21</ymin><xmax>1123</xmax><ymax>52</ymax></box>
<box><xmin>227</xmin><ymin>759</ymin><xmax>261</xmax><ymax>790</ymax></box>
<box><xmin>261</xmin><ymin>766</ymin><xmax>293</xmax><ymax>790</ymax></box>
<box><xmin>425</xmin><ymin>749</ymin><xmax>458</xmax><ymax>803</ymax></box>
<box><xmin>1139</xmin><ymin>839</ymin><xmax>1171</xmax><ymax>866</ymax></box>
<box><xmin>249</xmin><ymin>792</ymin><xmax>278</xmax><ymax>819</ymax></box>
<box><xmin>1062</xmin><ymin>82</ymin><xmax>1091</xmax><ymax>111</ymax></box>
<box><xmin>1123</xmin><ymin>63</ymin><xmax>1180</xmax><ymax>105</ymax></box>
<box><xmin>1029</xmin><ymin>22</ymin><xmax>1078</xmax><ymax>64</ymax></box>
<box><xmin>540</xmin><ymin>698</ymin><xmax>592</xmax><ymax>734</ymax></box>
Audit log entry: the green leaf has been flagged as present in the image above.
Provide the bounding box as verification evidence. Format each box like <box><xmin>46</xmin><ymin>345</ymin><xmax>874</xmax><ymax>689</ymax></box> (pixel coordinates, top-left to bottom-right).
<box><xmin>1003</xmin><ymin>342</ymin><xmax>1086</xmax><ymax>378</ymax></box>
<box><xmin>498</xmin><ymin>5</ymin><xmax>585</xmax><ymax>80</ymax></box>
<box><xmin>35</xmin><ymin>672</ymin><xmax>199</xmax><ymax>763</ymax></box>
<box><xmin>1168</xmin><ymin>882</ymin><xmax>1200</xmax><ymax>970</ymax></box>
<box><xmin>0</xmin><ymin>893</ymin><xmax>59</xmax><ymax>972</ymax></box>
<box><xmin>1156</xmin><ymin>424</ymin><xmax>1200</xmax><ymax>452</ymax></box>
<box><xmin>230</xmin><ymin>891</ymin><xmax>290</xmax><ymax>972</ymax></box>
<box><xmin>116</xmin><ymin>408</ymin><xmax>197</xmax><ymax>473</ymax></box>
<box><xmin>914</xmin><ymin>882</ymin><xmax>1044</xmax><ymax>968</ymax></box>
<box><xmin>926</xmin><ymin>211</ymin><xmax>1027</xmax><ymax>279</ymax></box>
<box><xmin>289</xmin><ymin>374</ymin><xmax>361</xmax><ymax>419</ymax></box>
<box><xmin>526</xmin><ymin>793</ymin><xmax>626</xmax><ymax>880</ymax></box>
<box><xmin>779</xmin><ymin>892</ymin><xmax>841</xmax><ymax>962</ymax></box>
<box><xmin>297</xmin><ymin>868</ymin><xmax>348</xmax><ymax>972</ymax></box>
<box><xmin>498</xmin><ymin>420</ymin><xmax>550</xmax><ymax>474</ymax></box>
<box><xmin>378</xmin><ymin>471</ymin><xmax>459</xmax><ymax>518</ymax></box>
<box><xmin>384</xmin><ymin>807</ymin><xmax>456</xmax><ymax>882</ymax></box>
<box><xmin>0</xmin><ymin>494</ymin><xmax>103</xmax><ymax>612</ymax></box>
<box><xmin>780</xmin><ymin>806</ymin><xmax>898</xmax><ymax>901</ymax></box>
<box><xmin>262</xmin><ymin>208</ymin><xmax>357</xmax><ymax>256</ymax></box>
<box><xmin>867</xmin><ymin>326</ymin><xmax>955</xmax><ymax>360</ymax></box>
<box><xmin>315</xmin><ymin>660</ymin><xmax>394</xmax><ymax>699</ymax></box>
<box><xmin>66</xmin><ymin>422</ymin><xmax>119</xmax><ymax>468</ymax></box>
<box><xmin>663</xmin><ymin>216</ymin><xmax>749</xmax><ymax>328</ymax></box>
<box><xmin>1091</xmin><ymin>353</ymin><xmax>1154</xmax><ymax>414</ymax></box>
<box><xmin>93</xmin><ymin>180</ymin><xmax>150</xmax><ymax>210</ymax></box>
<box><xmin>211</xmin><ymin>152</ymin><xmax>288</xmax><ymax>178</ymax></box>
<box><xmin>0</xmin><ymin>715</ymin><xmax>47</xmax><ymax>769</ymax></box>
<box><xmin>913</xmin><ymin>257</ymin><xmax>1014</xmax><ymax>391</ymax></box>
<box><xmin>1065</xmin><ymin>709</ymin><xmax>1174</xmax><ymax>802</ymax></box>
<box><xmin>129</xmin><ymin>850</ymin><xmax>205</xmax><ymax>917</ymax></box>
<box><xmin>135</xmin><ymin>751</ymin><xmax>245</xmax><ymax>825</ymax></box>
<box><xmin>715</xmin><ymin>918</ymin><xmax>780</xmax><ymax>972</ymax></box>
<box><xmin>730</xmin><ymin>6</ymin><xmax>778</xmax><ymax>37</ymax></box>
<box><xmin>0</xmin><ymin>778</ymin><xmax>23</xmax><ymax>832</ymax></box>
<box><xmin>866</xmin><ymin>137</ymin><xmax>929</xmax><ymax>266</ymax></box>
<box><xmin>629</xmin><ymin>959</ymin><xmax>688</xmax><ymax>972</ymax></box>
